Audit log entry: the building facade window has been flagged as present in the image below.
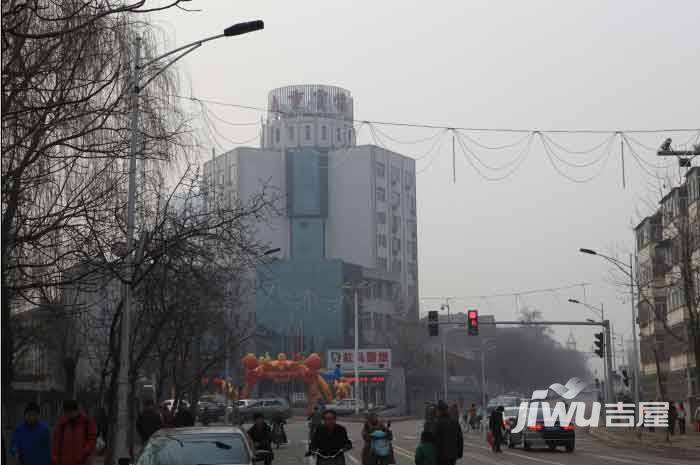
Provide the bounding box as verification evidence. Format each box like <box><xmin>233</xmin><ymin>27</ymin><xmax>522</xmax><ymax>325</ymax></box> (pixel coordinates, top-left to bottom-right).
<box><xmin>391</xmin><ymin>166</ymin><xmax>400</xmax><ymax>188</ymax></box>
<box><xmin>377</xmin><ymin>212</ymin><xmax>386</xmax><ymax>224</ymax></box>
<box><xmin>288</xmin><ymin>126</ymin><xmax>295</xmax><ymax>141</ymax></box>
<box><xmin>376</xmin><ymin>187</ymin><xmax>386</xmax><ymax>202</ymax></box>
<box><xmin>321</xmin><ymin>125</ymin><xmax>327</xmax><ymax>140</ymax></box>
<box><xmin>275</xmin><ymin>127</ymin><xmax>280</xmax><ymax>143</ymax></box>
<box><xmin>377</xmin><ymin>234</ymin><xmax>387</xmax><ymax>248</ymax></box>
<box><xmin>391</xmin><ymin>215</ymin><xmax>400</xmax><ymax>234</ymax></box>
<box><xmin>377</xmin><ymin>257</ymin><xmax>387</xmax><ymax>270</ymax></box>
<box><xmin>392</xmin><ymin>238</ymin><xmax>401</xmax><ymax>254</ymax></box>
<box><xmin>305</xmin><ymin>125</ymin><xmax>311</xmax><ymax>140</ymax></box>
<box><xmin>391</xmin><ymin>192</ymin><xmax>400</xmax><ymax>210</ymax></box>
<box><xmin>337</xmin><ymin>127</ymin><xmax>342</xmax><ymax>142</ymax></box>
<box><xmin>376</xmin><ymin>162</ymin><xmax>386</xmax><ymax>178</ymax></box>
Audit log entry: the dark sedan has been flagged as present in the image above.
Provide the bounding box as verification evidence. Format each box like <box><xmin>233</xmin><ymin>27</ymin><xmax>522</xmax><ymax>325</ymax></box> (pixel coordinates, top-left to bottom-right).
<box><xmin>506</xmin><ymin>406</ymin><xmax>575</xmax><ymax>452</ymax></box>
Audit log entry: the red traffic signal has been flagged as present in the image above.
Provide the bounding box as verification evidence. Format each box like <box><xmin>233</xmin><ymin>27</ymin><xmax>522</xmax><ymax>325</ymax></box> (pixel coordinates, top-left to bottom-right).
<box><xmin>467</xmin><ymin>309</ymin><xmax>478</xmax><ymax>335</ymax></box>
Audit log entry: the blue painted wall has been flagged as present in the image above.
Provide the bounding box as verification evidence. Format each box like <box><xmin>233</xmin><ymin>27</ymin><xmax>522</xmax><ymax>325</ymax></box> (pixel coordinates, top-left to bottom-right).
<box><xmin>256</xmin><ymin>259</ymin><xmax>344</xmax><ymax>354</ymax></box>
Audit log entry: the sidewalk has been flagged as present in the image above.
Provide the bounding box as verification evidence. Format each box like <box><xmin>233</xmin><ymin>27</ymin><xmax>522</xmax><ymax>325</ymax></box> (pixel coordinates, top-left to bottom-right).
<box><xmin>589</xmin><ymin>427</ymin><xmax>700</xmax><ymax>460</ymax></box>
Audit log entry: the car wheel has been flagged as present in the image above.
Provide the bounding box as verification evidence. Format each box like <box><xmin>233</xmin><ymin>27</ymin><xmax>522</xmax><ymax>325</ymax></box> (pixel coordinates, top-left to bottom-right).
<box><xmin>565</xmin><ymin>442</ymin><xmax>575</xmax><ymax>453</ymax></box>
<box><xmin>547</xmin><ymin>443</ymin><xmax>557</xmax><ymax>451</ymax></box>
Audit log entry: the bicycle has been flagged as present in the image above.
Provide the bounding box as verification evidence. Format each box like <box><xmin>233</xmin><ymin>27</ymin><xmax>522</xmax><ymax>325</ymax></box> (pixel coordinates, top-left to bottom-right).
<box><xmin>306</xmin><ymin>448</ymin><xmax>351</xmax><ymax>465</ymax></box>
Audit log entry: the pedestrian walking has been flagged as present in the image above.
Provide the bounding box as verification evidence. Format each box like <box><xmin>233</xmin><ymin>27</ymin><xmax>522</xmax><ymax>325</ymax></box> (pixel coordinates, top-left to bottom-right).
<box><xmin>414</xmin><ymin>431</ymin><xmax>436</xmax><ymax>465</ymax></box>
<box><xmin>361</xmin><ymin>413</ymin><xmax>394</xmax><ymax>465</ymax></box>
<box><xmin>668</xmin><ymin>402</ymin><xmax>677</xmax><ymax>435</ymax></box>
<box><xmin>94</xmin><ymin>407</ymin><xmax>108</xmax><ymax>442</ymax></box>
<box><xmin>433</xmin><ymin>401</ymin><xmax>463</xmax><ymax>465</ymax></box>
<box><xmin>677</xmin><ymin>402</ymin><xmax>686</xmax><ymax>435</ymax></box>
<box><xmin>136</xmin><ymin>399</ymin><xmax>163</xmax><ymax>445</ymax></box>
<box><xmin>488</xmin><ymin>406</ymin><xmax>505</xmax><ymax>453</ymax></box>
<box><xmin>448</xmin><ymin>403</ymin><xmax>459</xmax><ymax>423</ymax></box>
<box><xmin>51</xmin><ymin>400</ymin><xmax>97</xmax><ymax>465</ymax></box>
<box><xmin>10</xmin><ymin>402</ymin><xmax>50</xmax><ymax>465</ymax></box>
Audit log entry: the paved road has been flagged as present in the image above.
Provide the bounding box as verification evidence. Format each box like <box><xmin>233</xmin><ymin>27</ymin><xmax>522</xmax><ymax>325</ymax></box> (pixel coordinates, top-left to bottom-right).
<box><xmin>265</xmin><ymin>418</ymin><xmax>696</xmax><ymax>465</ymax></box>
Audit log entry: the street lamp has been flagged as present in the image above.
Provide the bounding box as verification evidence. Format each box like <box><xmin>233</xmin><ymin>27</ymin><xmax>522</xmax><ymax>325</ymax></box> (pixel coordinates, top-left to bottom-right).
<box><xmin>115</xmin><ymin>20</ymin><xmax>264</xmax><ymax>459</ymax></box>
<box><xmin>579</xmin><ymin>247</ymin><xmax>640</xmax><ymax>413</ymax></box>
<box><xmin>342</xmin><ymin>281</ymin><xmax>369</xmax><ymax>414</ymax></box>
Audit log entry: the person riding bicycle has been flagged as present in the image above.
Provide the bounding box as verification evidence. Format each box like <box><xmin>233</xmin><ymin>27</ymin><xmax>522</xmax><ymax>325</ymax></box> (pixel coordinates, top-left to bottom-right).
<box><xmin>248</xmin><ymin>413</ymin><xmax>274</xmax><ymax>465</ymax></box>
<box><xmin>308</xmin><ymin>409</ymin><xmax>352</xmax><ymax>465</ymax></box>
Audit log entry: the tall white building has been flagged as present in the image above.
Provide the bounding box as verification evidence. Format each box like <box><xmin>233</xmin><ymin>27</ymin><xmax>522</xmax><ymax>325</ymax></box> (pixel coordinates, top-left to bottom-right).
<box><xmin>204</xmin><ymin>85</ymin><xmax>418</xmax><ymax>356</ymax></box>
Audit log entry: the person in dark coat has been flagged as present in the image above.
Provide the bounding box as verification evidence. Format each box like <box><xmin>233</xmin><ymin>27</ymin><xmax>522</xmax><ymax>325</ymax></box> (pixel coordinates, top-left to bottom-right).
<box><xmin>433</xmin><ymin>402</ymin><xmax>463</xmax><ymax>465</ymax></box>
<box><xmin>423</xmin><ymin>405</ymin><xmax>437</xmax><ymax>435</ymax></box>
<box><xmin>10</xmin><ymin>402</ymin><xmax>51</xmax><ymax>465</ymax></box>
<box><xmin>488</xmin><ymin>406</ymin><xmax>505</xmax><ymax>453</ymax></box>
<box><xmin>94</xmin><ymin>407</ymin><xmax>108</xmax><ymax>441</ymax></box>
<box><xmin>361</xmin><ymin>413</ymin><xmax>394</xmax><ymax>465</ymax></box>
<box><xmin>136</xmin><ymin>399</ymin><xmax>163</xmax><ymax>445</ymax></box>
<box><xmin>309</xmin><ymin>410</ymin><xmax>352</xmax><ymax>465</ymax></box>
<box><xmin>248</xmin><ymin>413</ymin><xmax>273</xmax><ymax>465</ymax></box>
<box><xmin>173</xmin><ymin>405</ymin><xmax>195</xmax><ymax>428</ymax></box>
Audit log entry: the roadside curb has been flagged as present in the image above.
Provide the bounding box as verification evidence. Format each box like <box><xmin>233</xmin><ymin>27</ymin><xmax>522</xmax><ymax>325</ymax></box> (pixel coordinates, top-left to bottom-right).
<box><xmin>587</xmin><ymin>428</ymin><xmax>700</xmax><ymax>460</ymax></box>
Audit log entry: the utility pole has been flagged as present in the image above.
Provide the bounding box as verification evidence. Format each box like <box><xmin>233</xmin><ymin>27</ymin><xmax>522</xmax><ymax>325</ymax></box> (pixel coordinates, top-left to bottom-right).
<box><xmin>441</xmin><ymin>301</ymin><xmax>451</xmax><ymax>401</ymax></box>
<box><xmin>604</xmin><ymin>320</ymin><xmax>615</xmax><ymax>403</ymax></box>
<box><xmin>353</xmin><ymin>287</ymin><xmax>360</xmax><ymax>414</ymax></box>
<box><xmin>629</xmin><ymin>253</ymin><xmax>640</xmax><ymax>414</ymax></box>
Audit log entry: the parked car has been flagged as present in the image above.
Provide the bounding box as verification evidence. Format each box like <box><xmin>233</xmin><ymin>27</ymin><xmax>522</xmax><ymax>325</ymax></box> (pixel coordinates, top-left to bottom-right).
<box><xmin>199</xmin><ymin>396</ymin><xmax>226</xmax><ymax>421</ymax></box>
<box><xmin>132</xmin><ymin>427</ymin><xmax>259</xmax><ymax>465</ymax></box>
<box><xmin>238</xmin><ymin>398</ymin><xmax>291</xmax><ymax>422</ymax></box>
<box><xmin>161</xmin><ymin>398</ymin><xmax>190</xmax><ymax>413</ymax></box>
<box><xmin>326</xmin><ymin>398</ymin><xmax>360</xmax><ymax>416</ymax></box>
<box><xmin>506</xmin><ymin>404</ymin><xmax>575</xmax><ymax>452</ymax></box>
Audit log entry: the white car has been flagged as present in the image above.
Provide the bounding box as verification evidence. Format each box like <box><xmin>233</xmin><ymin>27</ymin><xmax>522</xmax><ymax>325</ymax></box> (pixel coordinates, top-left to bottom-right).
<box><xmin>133</xmin><ymin>427</ymin><xmax>262</xmax><ymax>465</ymax></box>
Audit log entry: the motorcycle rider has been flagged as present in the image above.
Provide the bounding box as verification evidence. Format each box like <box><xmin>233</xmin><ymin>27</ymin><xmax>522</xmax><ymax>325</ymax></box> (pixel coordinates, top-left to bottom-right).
<box><xmin>308</xmin><ymin>410</ymin><xmax>352</xmax><ymax>465</ymax></box>
<box><xmin>248</xmin><ymin>413</ymin><xmax>274</xmax><ymax>465</ymax></box>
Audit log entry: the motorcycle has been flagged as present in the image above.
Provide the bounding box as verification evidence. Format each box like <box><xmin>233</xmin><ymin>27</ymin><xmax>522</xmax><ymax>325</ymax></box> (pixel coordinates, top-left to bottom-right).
<box><xmin>369</xmin><ymin>423</ymin><xmax>392</xmax><ymax>465</ymax></box>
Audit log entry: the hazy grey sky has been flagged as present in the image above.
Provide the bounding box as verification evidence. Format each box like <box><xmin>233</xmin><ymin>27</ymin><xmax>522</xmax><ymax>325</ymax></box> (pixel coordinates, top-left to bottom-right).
<box><xmin>154</xmin><ymin>0</ymin><xmax>700</xmax><ymax>371</ymax></box>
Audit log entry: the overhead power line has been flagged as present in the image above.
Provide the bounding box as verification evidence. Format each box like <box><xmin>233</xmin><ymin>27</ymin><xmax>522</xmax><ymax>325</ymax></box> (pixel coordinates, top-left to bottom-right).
<box><xmin>421</xmin><ymin>282</ymin><xmax>591</xmax><ymax>301</ymax></box>
<box><xmin>173</xmin><ymin>94</ymin><xmax>700</xmax><ymax>135</ymax></box>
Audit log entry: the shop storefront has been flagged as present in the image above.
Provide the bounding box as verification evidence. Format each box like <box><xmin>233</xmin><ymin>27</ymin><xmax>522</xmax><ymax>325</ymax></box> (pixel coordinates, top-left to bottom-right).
<box><xmin>328</xmin><ymin>348</ymin><xmax>398</xmax><ymax>409</ymax></box>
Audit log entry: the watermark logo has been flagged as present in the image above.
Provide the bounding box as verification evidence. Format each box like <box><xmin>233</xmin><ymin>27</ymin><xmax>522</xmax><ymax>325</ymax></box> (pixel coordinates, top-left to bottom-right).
<box><xmin>510</xmin><ymin>377</ymin><xmax>668</xmax><ymax>433</ymax></box>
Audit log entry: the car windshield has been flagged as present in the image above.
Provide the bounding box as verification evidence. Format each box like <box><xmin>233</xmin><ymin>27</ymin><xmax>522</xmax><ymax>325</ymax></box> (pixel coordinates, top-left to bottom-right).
<box><xmin>136</xmin><ymin>435</ymin><xmax>249</xmax><ymax>465</ymax></box>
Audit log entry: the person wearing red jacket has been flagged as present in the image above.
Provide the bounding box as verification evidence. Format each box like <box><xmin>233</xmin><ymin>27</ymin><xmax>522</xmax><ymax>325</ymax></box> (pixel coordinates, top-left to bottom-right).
<box><xmin>52</xmin><ymin>400</ymin><xmax>97</xmax><ymax>465</ymax></box>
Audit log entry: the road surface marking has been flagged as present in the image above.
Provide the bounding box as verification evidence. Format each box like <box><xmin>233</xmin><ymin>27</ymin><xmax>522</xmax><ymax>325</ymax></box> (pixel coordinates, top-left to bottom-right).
<box><xmin>462</xmin><ymin>451</ymin><xmax>518</xmax><ymax>465</ymax></box>
<box><xmin>403</xmin><ymin>435</ymin><xmax>417</xmax><ymax>440</ymax></box>
<box><xmin>346</xmin><ymin>454</ymin><xmax>360</xmax><ymax>465</ymax></box>
<box><xmin>582</xmin><ymin>452</ymin><xmax>690</xmax><ymax>465</ymax></box>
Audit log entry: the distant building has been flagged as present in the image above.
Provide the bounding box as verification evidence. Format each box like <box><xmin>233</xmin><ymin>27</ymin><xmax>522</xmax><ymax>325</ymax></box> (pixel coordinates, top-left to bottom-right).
<box><xmin>634</xmin><ymin>167</ymin><xmax>699</xmax><ymax>409</ymax></box>
<box><xmin>203</xmin><ymin>85</ymin><xmax>419</xmax><ymax>360</ymax></box>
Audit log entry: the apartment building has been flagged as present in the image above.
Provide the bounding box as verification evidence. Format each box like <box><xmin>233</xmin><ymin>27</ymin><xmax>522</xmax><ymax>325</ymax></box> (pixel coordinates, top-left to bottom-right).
<box><xmin>203</xmin><ymin>85</ymin><xmax>419</xmax><ymax>355</ymax></box>
<box><xmin>635</xmin><ymin>167</ymin><xmax>699</xmax><ymax>407</ymax></box>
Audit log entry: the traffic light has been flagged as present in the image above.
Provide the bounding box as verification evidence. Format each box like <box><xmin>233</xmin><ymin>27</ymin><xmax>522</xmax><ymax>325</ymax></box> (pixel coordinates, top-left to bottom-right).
<box><xmin>594</xmin><ymin>332</ymin><xmax>604</xmax><ymax>358</ymax></box>
<box><xmin>428</xmin><ymin>310</ymin><xmax>439</xmax><ymax>336</ymax></box>
<box><xmin>622</xmin><ymin>369</ymin><xmax>630</xmax><ymax>387</ymax></box>
<box><xmin>467</xmin><ymin>310</ymin><xmax>479</xmax><ymax>336</ymax></box>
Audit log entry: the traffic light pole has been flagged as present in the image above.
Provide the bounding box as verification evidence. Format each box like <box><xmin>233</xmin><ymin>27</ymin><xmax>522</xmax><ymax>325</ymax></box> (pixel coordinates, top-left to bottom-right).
<box><xmin>604</xmin><ymin>320</ymin><xmax>615</xmax><ymax>404</ymax></box>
